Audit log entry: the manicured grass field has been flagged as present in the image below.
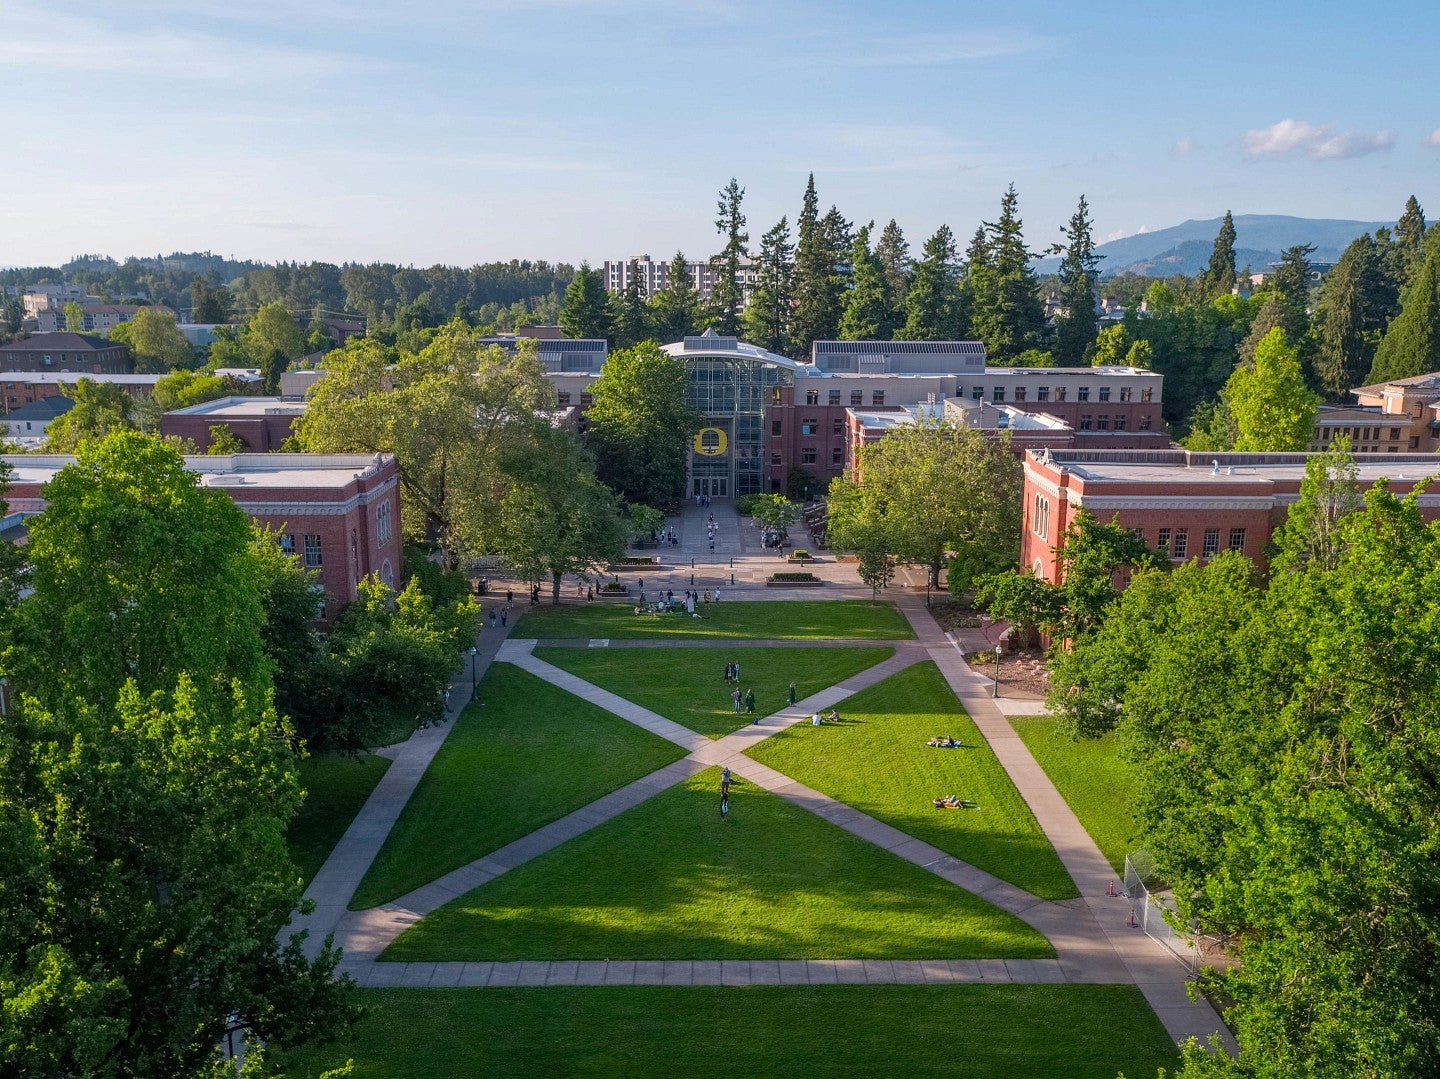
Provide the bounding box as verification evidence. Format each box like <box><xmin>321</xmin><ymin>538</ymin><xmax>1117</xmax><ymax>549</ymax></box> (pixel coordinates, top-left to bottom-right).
<box><xmin>1010</xmin><ymin>715</ymin><xmax>1140</xmax><ymax>874</ymax></box>
<box><xmin>288</xmin><ymin>751</ymin><xmax>391</xmax><ymax>886</ymax></box>
<box><xmin>535</xmin><ymin>645</ymin><xmax>894</xmax><ymax>738</ymax></box>
<box><xmin>349</xmin><ymin>664</ymin><xmax>687</xmax><ymax>910</ymax></box>
<box><xmin>747</xmin><ymin>662</ymin><xmax>1078</xmax><ymax>901</ymax></box>
<box><xmin>384</xmin><ymin>770</ymin><xmax>1052</xmax><ymax>961</ymax></box>
<box><xmin>514</xmin><ymin>599</ymin><xmax>914</xmax><ymax>640</ymax></box>
<box><xmin>275</xmin><ymin>985</ymin><xmax>1181</xmax><ymax>1079</ymax></box>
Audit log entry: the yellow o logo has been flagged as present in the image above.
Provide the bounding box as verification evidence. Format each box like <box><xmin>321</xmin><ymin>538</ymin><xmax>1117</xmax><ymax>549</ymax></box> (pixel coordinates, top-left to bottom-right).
<box><xmin>693</xmin><ymin>427</ymin><xmax>727</xmax><ymax>456</ymax></box>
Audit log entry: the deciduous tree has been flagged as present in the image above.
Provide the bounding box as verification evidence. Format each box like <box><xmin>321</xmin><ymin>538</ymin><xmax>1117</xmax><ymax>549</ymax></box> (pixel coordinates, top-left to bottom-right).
<box><xmin>1226</xmin><ymin>327</ymin><xmax>1320</xmax><ymax>451</ymax></box>
<box><xmin>43</xmin><ymin>377</ymin><xmax>137</xmax><ymax>451</ymax></box>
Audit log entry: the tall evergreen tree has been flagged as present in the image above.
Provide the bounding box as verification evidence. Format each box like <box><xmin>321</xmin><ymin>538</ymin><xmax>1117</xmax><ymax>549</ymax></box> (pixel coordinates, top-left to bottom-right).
<box><xmin>875</xmin><ymin>219</ymin><xmax>910</xmax><ymax>319</ymax></box>
<box><xmin>559</xmin><ymin>262</ymin><xmax>613</xmax><ymax>342</ymax></box>
<box><xmin>970</xmin><ymin>185</ymin><xmax>1044</xmax><ymax>361</ymax></box>
<box><xmin>610</xmin><ymin>259</ymin><xmax>650</xmax><ymax>349</ymax></box>
<box><xmin>743</xmin><ymin>217</ymin><xmax>793</xmax><ymax>353</ymax></box>
<box><xmin>709</xmin><ymin>178</ymin><xmax>749</xmax><ymax>335</ymax></box>
<box><xmin>899</xmin><ymin>225</ymin><xmax>963</xmax><ymax>341</ymax></box>
<box><xmin>839</xmin><ymin>224</ymin><xmax>894</xmax><ymax>340</ymax></box>
<box><xmin>788</xmin><ymin>175</ymin><xmax>845</xmax><ymax>358</ymax></box>
<box><xmin>647</xmin><ymin>251</ymin><xmax>703</xmax><ymax>342</ymax></box>
<box><xmin>1202</xmin><ymin>210</ymin><xmax>1238</xmax><ymax>296</ymax></box>
<box><xmin>1051</xmin><ymin>194</ymin><xmax>1103</xmax><ymax>365</ymax></box>
<box><xmin>1368</xmin><ymin>230</ymin><xmax>1440</xmax><ymax>383</ymax></box>
<box><xmin>1394</xmin><ymin>195</ymin><xmax>1427</xmax><ymax>284</ymax></box>
<box><xmin>1315</xmin><ymin>235</ymin><xmax>1395</xmax><ymax>399</ymax></box>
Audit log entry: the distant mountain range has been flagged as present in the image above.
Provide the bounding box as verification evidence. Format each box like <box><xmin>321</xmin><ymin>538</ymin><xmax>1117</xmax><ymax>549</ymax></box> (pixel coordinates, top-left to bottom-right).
<box><xmin>1034</xmin><ymin>214</ymin><xmax>1393</xmax><ymax>278</ymax></box>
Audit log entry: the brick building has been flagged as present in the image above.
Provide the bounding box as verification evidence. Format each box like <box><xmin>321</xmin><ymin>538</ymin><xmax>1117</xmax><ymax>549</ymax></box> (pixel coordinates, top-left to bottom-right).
<box><xmin>36</xmin><ymin>304</ymin><xmax>175</xmax><ymax>334</ymax></box>
<box><xmin>1310</xmin><ymin>372</ymin><xmax>1440</xmax><ymax>453</ymax></box>
<box><xmin>0</xmin><ymin>452</ymin><xmax>401</xmax><ymax>618</ymax></box>
<box><xmin>0</xmin><ymin>372</ymin><xmax>163</xmax><ymax>412</ymax></box>
<box><xmin>0</xmin><ymin>333</ymin><xmax>132</xmax><ymax>374</ymax></box>
<box><xmin>160</xmin><ymin>396</ymin><xmax>306</xmax><ymax>451</ymax></box>
<box><xmin>1021</xmin><ymin>448</ymin><xmax>1440</xmax><ymax>583</ymax></box>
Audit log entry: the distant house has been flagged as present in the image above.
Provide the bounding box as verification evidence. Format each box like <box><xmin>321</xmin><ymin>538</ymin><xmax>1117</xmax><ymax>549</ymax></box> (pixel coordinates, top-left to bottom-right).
<box><xmin>36</xmin><ymin>303</ymin><xmax>175</xmax><ymax>334</ymax></box>
<box><xmin>0</xmin><ymin>372</ymin><xmax>163</xmax><ymax>412</ymax></box>
<box><xmin>0</xmin><ymin>395</ymin><xmax>74</xmax><ymax>442</ymax></box>
<box><xmin>0</xmin><ymin>333</ymin><xmax>132</xmax><ymax>374</ymax></box>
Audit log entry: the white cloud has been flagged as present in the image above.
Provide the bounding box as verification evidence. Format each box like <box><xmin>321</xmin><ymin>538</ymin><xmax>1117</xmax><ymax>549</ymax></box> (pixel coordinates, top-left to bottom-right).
<box><xmin>1241</xmin><ymin>119</ymin><xmax>1394</xmax><ymax>160</ymax></box>
<box><xmin>2</xmin><ymin>5</ymin><xmax>389</xmax><ymax>82</ymax></box>
<box><xmin>1171</xmin><ymin>136</ymin><xmax>1197</xmax><ymax>157</ymax></box>
<box><xmin>1425</xmin><ymin>128</ymin><xmax>1440</xmax><ymax>148</ymax></box>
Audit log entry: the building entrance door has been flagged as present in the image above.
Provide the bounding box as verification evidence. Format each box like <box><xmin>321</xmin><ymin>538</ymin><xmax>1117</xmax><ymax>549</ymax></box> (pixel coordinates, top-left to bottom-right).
<box><xmin>693</xmin><ymin>477</ymin><xmax>729</xmax><ymax>499</ymax></box>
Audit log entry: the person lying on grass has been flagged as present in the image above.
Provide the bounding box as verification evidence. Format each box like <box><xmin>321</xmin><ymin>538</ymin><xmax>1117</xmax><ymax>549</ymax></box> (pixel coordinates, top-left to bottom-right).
<box><xmin>927</xmin><ymin>736</ymin><xmax>961</xmax><ymax>748</ymax></box>
<box><xmin>933</xmin><ymin>794</ymin><xmax>979</xmax><ymax>809</ymax></box>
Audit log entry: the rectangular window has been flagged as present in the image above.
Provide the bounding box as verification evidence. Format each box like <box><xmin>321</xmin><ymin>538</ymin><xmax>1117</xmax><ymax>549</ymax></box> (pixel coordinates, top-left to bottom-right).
<box><xmin>1157</xmin><ymin>527</ymin><xmax>1171</xmax><ymax>556</ymax></box>
<box><xmin>580</xmin><ymin>392</ymin><xmax>593</xmax><ymax>408</ymax></box>
<box><xmin>850</xmin><ymin>390</ymin><xmax>863</xmax><ymax>406</ymax></box>
<box><xmin>1099</xmin><ymin>386</ymin><xmax>1111</xmax><ymax>402</ymax></box>
<box><xmin>1077</xmin><ymin>386</ymin><xmax>1090</xmax><ymax>402</ymax></box>
<box><xmin>1120</xmin><ymin>386</ymin><xmax>1132</xmax><ymax>402</ymax></box>
<box><xmin>556</xmin><ymin>391</ymin><xmax>571</xmax><ymax>407</ymax></box>
<box><xmin>801</xmin><ymin>419</ymin><xmax>817</xmax><ymax>436</ymax></box>
<box><xmin>1390</xmin><ymin>427</ymin><xmax>1401</xmax><ymax>440</ymax></box>
<box><xmin>971</xmin><ymin>385</ymin><xmax>984</xmax><ymax>400</ymax></box>
<box><xmin>801</xmin><ymin>447</ymin><xmax>817</xmax><ymax>464</ymax></box>
<box><xmin>992</xmin><ymin>386</ymin><xmax>1006</xmax><ymax>402</ymax></box>
<box><xmin>1173</xmin><ymin>528</ymin><xmax>1188</xmax><ymax>559</ymax></box>
<box><xmin>1079</xmin><ymin>415</ymin><xmax>1094</xmax><ymax>430</ymax></box>
<box><xmin>1203</xmin><ymin>528</ymin><xmax>1220</xmax><ymax>557</ymax></box>
<box><xmin>805</xmin><ymin>389</ymin><xmax>819</xmax><ymax>405</ymax></box>
<box><xmin>1139</xmin><ymin>415</ymin><xmax>1152</xmax><ymax>431</ymax></box>
<box><xmin>770</xmin><ymin>419</ymin><xmax>782</xmax><ymax>436</ymax></box>
<box><xmin>832</xmin><ymin>417</ymin><xmax>844</xmax><ymax>436</ymax></box>
<box><xmin>871</xmin><ymin>391</ymin><xmax>885</xmax><ymax>406</ymax></box>
<box><xmin>1054</xmin><ymin>386</ymin><xmax>1067</xmax><ymax>402</ymax></box>
<box><xmin>828</xmin><ymin>389</ymin><xmax>841</xmax><ymax>406</ymax></box>
<box><xmin>1114</xmin><ymin>415</ymin><xmax>1127</xmax><ymax>430</ymax></box>
<box><xmin>304</xmin><ymin>534</ymin><xmax>323</xmax><ymax>567</ymax></box>
<box><xmin>831</xmin><ymin>446</ymin><xmax>843</xmax><ymax>464</ymax></box>
<box><xmin>1140</xmin><ymin>387</ymin><xmax>1153</xmax><ymax>402</ymax></box>
<box><xmin>770</xmin><ymin>452</ymin><xmax>782</xmax><ymax>466</ymax></box>
<box><xmin>1096</xmin><ymin>416</ymin><xmax>1110</xmax><ymax>430</ymax></box>
<box><xmin>1037</xmin><ymin>386</ymin><xmax>1050</xmax><ymax>402</ymax></box>
<box><xmin>1013</xmin><ymin>387</ymin><xmax>1027</xmax><ymax>402</ymax></box>
<box><xmin>1228</xmin><ymin>527</ymin><xmax>1246</xmax><ymax>551</ymax></box>
<box><xmin>771</xmin><ymin>387</ymin><xmax>783</xmax><ymax>404</ymax></box>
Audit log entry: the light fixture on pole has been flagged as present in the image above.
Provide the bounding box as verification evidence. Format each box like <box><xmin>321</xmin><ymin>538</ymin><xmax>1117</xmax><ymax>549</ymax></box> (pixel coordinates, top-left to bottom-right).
<box><xmin>992</xmin><ymin>644</ymin><xmax>1002</xmax><ymax>699</ymax></box>
<box><xmin>469</xmin><ymin>645</ymin><xmax>478</xmax><ymax>690</ymax></box>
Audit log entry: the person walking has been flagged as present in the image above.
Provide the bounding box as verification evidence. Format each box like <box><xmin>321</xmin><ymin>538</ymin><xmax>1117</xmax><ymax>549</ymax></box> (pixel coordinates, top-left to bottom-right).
<box><xmin>587</xmin><ymin>586</ymin><xmax>594</xmax><ymax>601</ymax></box>
<box><xmin>720</xmin><ymin>788</ymin><xmax>729</xmax><ymax>819</ymax></box>
<box><xmin>787</xmin><ymin>681</ymin><xmax>797</xmax><ymax>705</ymax></box>
<box><xmin>488</xmin><ymin>609</ymin><xmax>497</xmax><ymax>628</ymax></box>
<box><xmin>721</xmin><ymin>766</ymin><xmax>731</xmax><ymax>793</ymax></box>
<box><xmin>713</xmin><ymin>587</ymin><xmax>721</xmax><ymax>603</ymax></box>
<box><xmin>723</xmin><ymin>662</ymin><xmax>731</xmax><ymax>682</ymax></box>
<box><xmin>500</xmin><ymin>607</ymin><xmax>508</xmax><ymax>628</ymax></box>
<box><xmin>732</xmin><ymin>687</ymin><xmax>743</xmax><ymax>714</ymax></box>
<box><xmin>733</xmin><ymin>660</ymin><xmax>740</xmax><ymax>682</ymax></box>
<box><xmin>745</xmin><ymin>688</ymin><xmax>756</xmax><ymax>716</ymax></box>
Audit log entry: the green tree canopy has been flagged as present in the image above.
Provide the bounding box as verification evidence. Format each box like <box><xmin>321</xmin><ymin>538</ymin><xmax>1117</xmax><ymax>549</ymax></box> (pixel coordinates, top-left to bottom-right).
<box><xmin>899</xmin><ymin>225</ymin><xmax>964</xmax><ymax>341</ymax></box>
<box><xmin>743</xmin><ymin>217</ymin><xmax>793</xmax><ymax>354</ymax></box>
<box><xmin>1314</xmin><ymin>233</ymin><xmax>1399</xmax><ymax>399</ymax></box>
<box><xmin>839</xmin><ymin>224</ymin><xmax>895</xmax><ymax>341</ymax></box>
<box><xmin>43</xmin><ymin>377</ymin><xmax>137</xmax><ymax>452</ymax></box>
<box><xmin>1226</xmin><ymin>327</ymin><xmax>1320</xmax><ymax>451</ymax></box>
<box><xmin>609</xmin><ymin>259</ymin><xmax>651</xmax><ymax>350</ymax></box>
<box><xmin>110</xmin><ymin>306</ymin><xmax>195</xmax><ymax>372</ymax></box>
<box><xmin>1368</xmin><ymin>229</ymin><xmax>1440</xmax><ymax>384</ymax></box>
<box><xmin>827</xmin><ymin>420</ymin><xmax>1020</xmax><ymax>597</ymax></box>
<box><xmin>583</xmin><ymin>341</ymin><xmax>700</xmax><ymax>508</ymax></box>
<box><xmin>970</xmin><ymin>185</ymin><xmax>1044</xmax><ymax>361</ymax></box>
<box><xmin>788</xmin><ymin>174</ymin><xmax>845</xmax><ymax>358</ymax></box>
<box><xmin>647</xmin><ymin>251</ymin><xmax>703</xmax><ymax>342</ymax></box>
<box><xmin>1201</xmin><ymin>210</ymin><xmax>1237</xmax><ymax>296</ymax></box>
<box><xmin>1051</xmin><ymin>194</ymin><xmax>1102</xmax><ymax>365</ymax></box>
<box><xmin>708</xmin><ymin>178</ymin><xmax>749</xmax><ymax>336</ymax></box>
<box><xmin>559</xmin><ymin>262</ymin><xmax>613</xmax><ymax>342</ymax></box>
<box><xmin>294</xmin><ymin>323</ymin><xmax>552</xmax><ymax>568</ymax></box>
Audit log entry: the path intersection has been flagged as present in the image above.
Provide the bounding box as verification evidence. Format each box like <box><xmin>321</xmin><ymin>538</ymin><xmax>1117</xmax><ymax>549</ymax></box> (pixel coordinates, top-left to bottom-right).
<box><xmin>289</xmin><ymin>502</ymin><xmax>1233</xmax><ymax>1053</ymax></box>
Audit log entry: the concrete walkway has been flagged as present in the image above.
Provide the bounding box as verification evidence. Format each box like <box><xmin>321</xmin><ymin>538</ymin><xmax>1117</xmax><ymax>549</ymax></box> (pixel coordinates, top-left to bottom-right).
<box><xmin>288</xmin><ymin>606</ymin><xmax>516</xmax><ymax>959</ymax></box>
<box><xmin>895</xmin><ymin>594</ymin><xmax>1237</xmax><ymax>1052</ymax></box>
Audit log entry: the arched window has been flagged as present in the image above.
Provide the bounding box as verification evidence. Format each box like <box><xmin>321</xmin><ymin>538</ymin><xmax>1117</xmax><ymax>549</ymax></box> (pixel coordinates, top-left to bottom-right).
<box><xmin>381</xmin><ymin>559</ymin><xmax>394</xmax><ymax>587</ymax></box>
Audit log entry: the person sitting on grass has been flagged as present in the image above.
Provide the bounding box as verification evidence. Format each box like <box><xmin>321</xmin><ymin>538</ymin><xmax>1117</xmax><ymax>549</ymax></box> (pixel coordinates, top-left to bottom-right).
<box><xmin>827</xmin><ymin>709</ymin><xmax>841</xmax><ymax>724</ymax></box>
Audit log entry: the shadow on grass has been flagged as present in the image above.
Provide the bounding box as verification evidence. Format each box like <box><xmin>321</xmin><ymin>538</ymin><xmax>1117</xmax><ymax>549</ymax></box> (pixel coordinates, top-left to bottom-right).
<box><xmin>383</xmin><ymin>770</ymin><xmax>1053</xmax><ymax>962</ymax></box>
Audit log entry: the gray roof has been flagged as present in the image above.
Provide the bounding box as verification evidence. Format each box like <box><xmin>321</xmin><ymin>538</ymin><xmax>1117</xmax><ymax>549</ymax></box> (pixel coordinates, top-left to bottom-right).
<box><xmin>5</xmin><ymin>396</ymin><xmax>75</xmax><ymax>422</ymax></box>
<box><xmin>0</xmin><ymin>332</ymin><xmax>123</xmax><ymax>352</ymax></box>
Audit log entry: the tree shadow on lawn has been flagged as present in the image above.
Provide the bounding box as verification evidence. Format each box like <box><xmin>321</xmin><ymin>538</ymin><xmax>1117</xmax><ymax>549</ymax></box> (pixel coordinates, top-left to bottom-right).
<box><xmin>381</xmin><ymin>771</ymin><xmax>1053</xmax><ymax>963</ymax></box>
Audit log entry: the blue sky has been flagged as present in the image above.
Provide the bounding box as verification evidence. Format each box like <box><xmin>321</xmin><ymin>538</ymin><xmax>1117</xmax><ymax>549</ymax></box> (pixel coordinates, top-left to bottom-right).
<box><xmin>2</xmin><ymin>0</ymin><xmax>1436</xmax><ymax>268</ymax></box>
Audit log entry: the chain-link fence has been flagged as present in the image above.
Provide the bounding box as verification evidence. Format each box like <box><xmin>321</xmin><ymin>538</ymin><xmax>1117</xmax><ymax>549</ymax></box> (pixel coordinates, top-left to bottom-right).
<box><xmin>1123</xmin><ymin>850</ymin><xmax>1198</xmax><ymax>973</ymax></box>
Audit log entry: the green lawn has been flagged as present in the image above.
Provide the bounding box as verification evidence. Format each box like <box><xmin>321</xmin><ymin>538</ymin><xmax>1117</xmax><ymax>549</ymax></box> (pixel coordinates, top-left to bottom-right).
<box><xmin>747</xmin><ymin>662</ymin><xmax>1078</xmax><ymax>901</ymax></box>
<box><xmin>1010</xmin><ymin>715</ymin><xmax>1141</xmax><ymax>874</ymax></box>
<box><xmin>514</xmin><ymin>599</ymin><xmax>914</xmax><ymax>640</ymax></box>
<box><xmin>349</xmin><ymin>664</ymin><xmax>687</xmax><ymax>910</ymax></box>
<box><xmin>535</xmin><ymin>645</ymin><xmax>894</xmax><ymax>739</ymax></box>
<box><xmin>288</xmin><ymin>751</ymin><xmax>391</xmax><ymax>887</ymax></box>
<box><xmin>276</xmin><ymin>985</ymin><xmax>1180</xmax><ymax>1079</ymax></box>
<box><xmin>384</xmin><ymin>770</ymin><xmax>1052</xmax><ymax>961</ymax></box>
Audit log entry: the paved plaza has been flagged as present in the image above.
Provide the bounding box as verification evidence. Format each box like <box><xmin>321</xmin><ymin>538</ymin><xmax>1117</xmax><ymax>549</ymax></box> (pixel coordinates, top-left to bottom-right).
<box><xmin>288</xmin><ymin>499</ymin><xmax>1234</xmax><ymax>1055</ymax></box>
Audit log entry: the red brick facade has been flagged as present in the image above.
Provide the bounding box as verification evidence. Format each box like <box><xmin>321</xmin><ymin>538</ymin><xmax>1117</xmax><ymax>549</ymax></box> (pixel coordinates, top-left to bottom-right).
<box><xmin>1</xmin><ymin>453</ymin><xmax>401</xmax><ymax>621</ymax></box>
<box><xmin>1021</xmin><ymin>449</ymin><xmax>1440</xmax><ymax>584</ymax></box>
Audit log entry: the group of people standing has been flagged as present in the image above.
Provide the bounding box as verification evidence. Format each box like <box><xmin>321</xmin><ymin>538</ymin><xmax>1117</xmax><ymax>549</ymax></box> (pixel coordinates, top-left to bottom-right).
<box><xmin>725</xmin><ymin>662</ymin><xmax>757</xmax><ymax>720</ymax></box>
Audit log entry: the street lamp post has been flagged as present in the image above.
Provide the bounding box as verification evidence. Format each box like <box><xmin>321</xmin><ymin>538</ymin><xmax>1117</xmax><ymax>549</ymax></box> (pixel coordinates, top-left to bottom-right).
<box><xmin>469</xmin><ymin>646</ymin><xmax>478</xmax><ymax>691</ymax></box>
<box><xmin>992</xmin><ymin>644</ymin><xmax>1002</xmax><ymax>699</ymax></box>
